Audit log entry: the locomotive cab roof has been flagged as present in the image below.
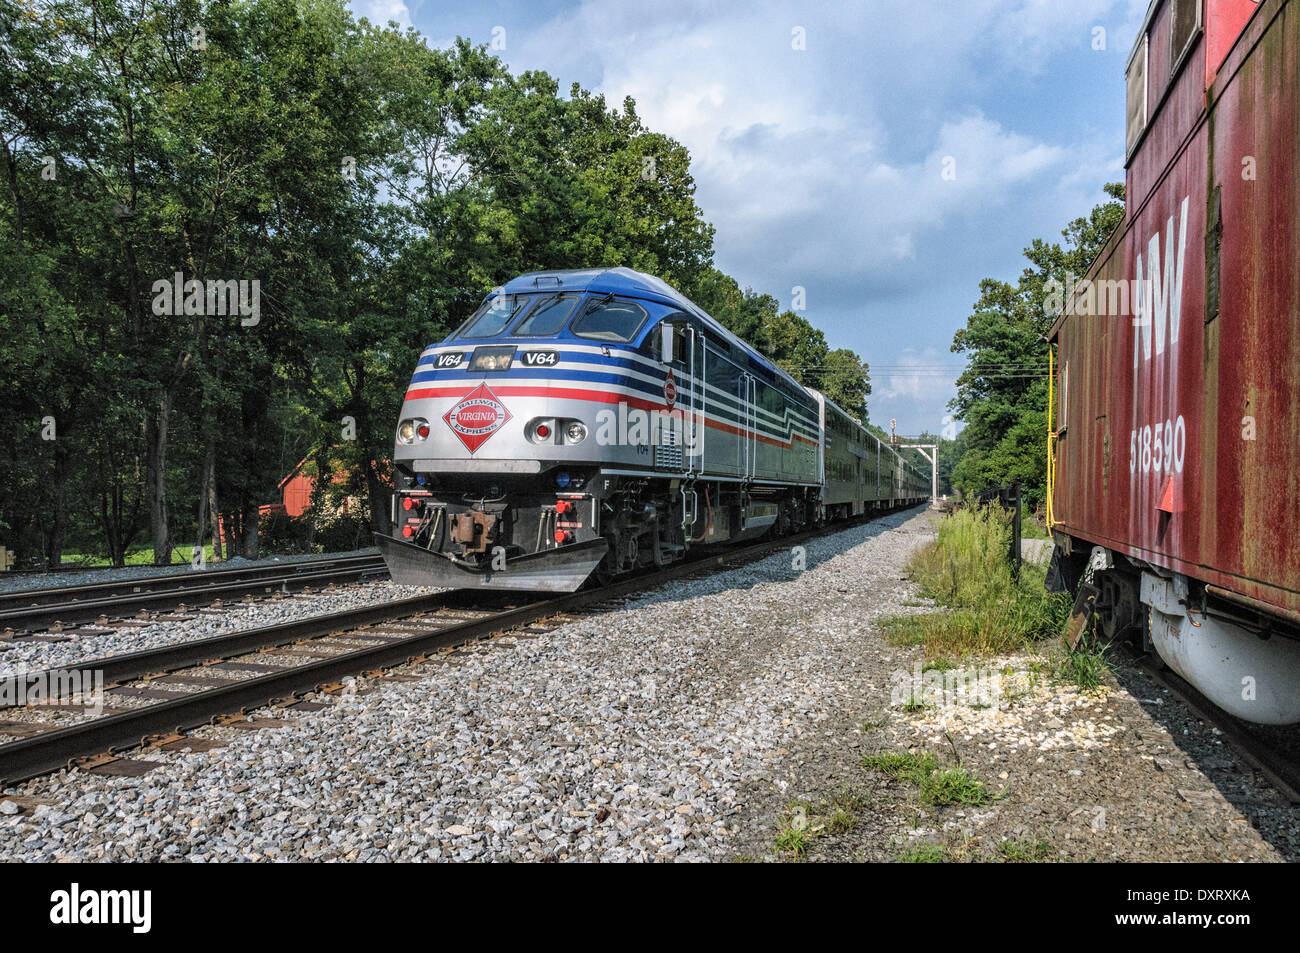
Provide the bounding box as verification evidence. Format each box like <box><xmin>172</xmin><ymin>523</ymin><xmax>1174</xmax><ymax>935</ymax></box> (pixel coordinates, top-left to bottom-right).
<box><xmin>452</xmin><ymin>267</ymin><xmax>808</xmax><ymax>396</ymax></box>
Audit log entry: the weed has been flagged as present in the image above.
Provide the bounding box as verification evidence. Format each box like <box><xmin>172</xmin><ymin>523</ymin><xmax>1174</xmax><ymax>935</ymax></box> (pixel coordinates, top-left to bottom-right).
<box><xmin>773</xmin><ymin>823</ymin><xmax>808</xmax><ymax>858</ymax></box>
<box><xmin>886</xmin><ymin>507</ymin><xmax>1072</xmax><ymax>657</ymax></box>
<box><xmin>772</xmin><ymin>790</ymin><xmax>869</xmax><ymax>858</ymax></box>
<box><xmin>1053</xmin><ymin>637</ymin><xmax>1111</xmax><ymax>691</ymax></box>
<box><xmin>996</xmin><ymin>836</ymin><xmax>1055</xmax><ymax>862</ymax></box>
<box><xmin>896</xmin><ymin>843</ymin><xmax>950</xmax><ymax>863</ymax></box>
<box><xmin>862</xmin><ymin>750</ymin><xmax>998</xmax><ymax>806</ymax></box>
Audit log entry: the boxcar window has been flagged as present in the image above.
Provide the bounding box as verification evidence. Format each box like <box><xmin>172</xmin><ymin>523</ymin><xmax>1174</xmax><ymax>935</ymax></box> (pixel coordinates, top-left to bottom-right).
<box><xmin>513</xmin><ymin>294</ymin><xmax>578</xmax><ymax>336</ymax></box>
<box><xmin>1170</xmin><ymin>0</ymin><xmax>1200</xmax><ymax>72</ymax></box>
<box><xmin>458</xmin><ymin>295</ymin><xmax>527</xmax><ymax>338</ymax></box>
<box><xmin>1125</xmin><ymin>34</ymin><xmax>1148</xmax><ymax>157</ymax></box>
<box><xmin>571</xmin><ymin>299</ymin><xmax>649</xmax><ymax>342</ymax></box>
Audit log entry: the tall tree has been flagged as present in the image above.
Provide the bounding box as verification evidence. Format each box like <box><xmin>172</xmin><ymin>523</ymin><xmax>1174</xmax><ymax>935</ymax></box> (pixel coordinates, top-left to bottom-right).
<box><xmin>949</xmin><ymin>183</ymin><xmax>1125</xmax><ymax>502</ymax></box>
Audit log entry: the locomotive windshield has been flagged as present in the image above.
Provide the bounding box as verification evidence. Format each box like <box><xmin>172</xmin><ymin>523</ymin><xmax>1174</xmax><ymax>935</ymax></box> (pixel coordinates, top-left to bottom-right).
<box><xmin>452</xmin><ymin>290</ymin><xmax>650</xmax><ymax>342</ymax></box>
<box><xmin>513</xmin><ymin>294</ymin><xmax>579</xmax><ymax>335</ymax></box>
<box><xmin>570</xmin><ymin>299</ymin><xmax>649</xmax><ymax>342</ymax></box>
<box><xmin>457</xmin><ymin>294</ymin><xmax>528</xmax><ymax>338</ymax></box>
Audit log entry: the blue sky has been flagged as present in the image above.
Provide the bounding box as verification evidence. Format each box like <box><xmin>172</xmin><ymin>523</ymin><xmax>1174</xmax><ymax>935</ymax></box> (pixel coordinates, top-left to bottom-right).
<box><xmin>351</xmin><ymin>0</ymin><xmax>1149</xmax><ymax>435</ymax></box>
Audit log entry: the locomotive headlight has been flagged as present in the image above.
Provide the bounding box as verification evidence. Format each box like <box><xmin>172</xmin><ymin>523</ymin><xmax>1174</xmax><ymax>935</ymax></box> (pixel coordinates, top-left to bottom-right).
<box><xmin>469</xmin><ymin>345</ymin><xmax>517</xmax><ymax>372</ymax></box>
<box><xmin>565</xmin><ymin>422</ymin><xmax>588</xmax><ymax>444</ymax></box>
<box><xmin>398</xmin><ymin>418</ymin><xmax>429</xmax><ymax>444</ymax></box>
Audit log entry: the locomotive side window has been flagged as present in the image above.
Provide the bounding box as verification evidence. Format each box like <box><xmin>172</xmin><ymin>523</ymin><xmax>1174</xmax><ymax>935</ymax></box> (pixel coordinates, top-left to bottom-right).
<box><xmin>513</xmin><ymin>294</ymin><xmax>578</xmax><ymax>336</ymax></box>
<box><xmin>458</xmin><ymin>294</ymin><xmax>527</xmax><ymax>338</ymax></box>
<box><xmin>570</xmin><ymin>298</ymin><xmax>649</xmax><ymax>343</ymax></box>
<box><xmin>1125</xmin><ymin>33</ymin><xmax>1148</xmax><ymax>157</ymax></box>
<box><xmin>657</xmin><ymin>313</ymin><xmax>690</xmax><ymax>363</ymax></box>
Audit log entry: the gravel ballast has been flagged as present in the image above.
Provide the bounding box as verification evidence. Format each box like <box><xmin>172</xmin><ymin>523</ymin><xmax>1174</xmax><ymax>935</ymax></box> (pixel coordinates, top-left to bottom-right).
<box><xmin>0</xmin><ymin>508</ymin><xmax>1294</xmax><ymax>862</ymax></box>
<box><xmin>0</xmin><ymin>579</ymin><xmax>441</xmax><ymax>678</ymax></box>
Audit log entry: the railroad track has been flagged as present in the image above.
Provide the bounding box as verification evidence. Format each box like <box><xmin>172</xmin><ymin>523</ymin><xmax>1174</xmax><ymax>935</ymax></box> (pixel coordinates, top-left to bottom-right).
<box><xmin>0</xmin><ymin>554</ymin><xmax>389</xmax><ymax>634</ymax></box>
<box><xmin>1125</xmin><ymin>646</ymin><xmax>1300</xmax><ymax>805</ymax></box>
<box><xmin>0</xmin><ymin>510</ymin><xmax>910</xmax><ymax>787</ymax></box>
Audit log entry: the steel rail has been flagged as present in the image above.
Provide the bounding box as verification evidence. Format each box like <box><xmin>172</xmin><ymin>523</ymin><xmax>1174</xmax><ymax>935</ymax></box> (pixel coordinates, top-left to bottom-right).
<box><xmin>0</xmin><ymin>554</ymin><xmax>385</xmax><ymax>607</ymax></box>
<box><xmin>0</xmin><ymin>557</ymin><xmax>389</xmax><ymax>632</ymax></box>
<box><xmin>1128</xmin><ymin>649</ymin><xmax>1300</xmax><ymax>804</ymax></box>
<box><xmin>0</xmin><ymin>591</ymin><xmax>466</xmax><ymax>712</ymax></box>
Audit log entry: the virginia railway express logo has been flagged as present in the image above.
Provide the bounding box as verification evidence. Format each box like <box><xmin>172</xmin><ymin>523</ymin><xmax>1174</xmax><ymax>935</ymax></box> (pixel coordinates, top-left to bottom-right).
<box><xmin>663</xmin><ymin>370</ymin><xmax>677</xmax><ymax>409</ymax></box>
<box><xmin>443</xmin><ymin>383</ymin><xmax>512</xmax><ymax>453</ymax></box>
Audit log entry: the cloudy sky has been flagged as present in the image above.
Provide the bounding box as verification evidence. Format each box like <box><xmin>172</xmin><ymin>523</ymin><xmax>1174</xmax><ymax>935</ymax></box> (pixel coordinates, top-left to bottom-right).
<box><xmin>351</xmin><ymin>0</ymin><xmax>1148</xmax><ymax>435</ymax></box>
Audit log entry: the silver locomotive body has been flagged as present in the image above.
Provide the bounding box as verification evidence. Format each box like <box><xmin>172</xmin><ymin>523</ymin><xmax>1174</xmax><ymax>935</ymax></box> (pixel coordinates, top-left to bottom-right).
<box><xmin>375</xmin><ymin>268</ymin><xmax>926</xmax><ymax>591</ymax></box>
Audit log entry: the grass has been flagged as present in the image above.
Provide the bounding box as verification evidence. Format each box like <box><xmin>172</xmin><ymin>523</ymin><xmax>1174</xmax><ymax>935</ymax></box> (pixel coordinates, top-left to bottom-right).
<box><xmin>896</xmin><ymin>843</ymin><xmax>951</xmax><ymax>863</ymax></box>
<box><xmin>773</xmin><ymin>822</ymin><xmax>810</xmax><ymax>859</ymax></box>
<box><xmin>1020</xmin><ymin>518</ymin><xmax>1051</xmax><ymax>540</ymax></box>
<box><xmin>33</xmin><ymin>544</ymin><xmax>213</xmax><ymax>569</ymax></box>
<box><xmin>1052</xmin><ymin>635</ymin><xmax>1111</xmax><ymax>691</ymax></box>
<box><xmin>41</xmin><ymin>543</ymin><xmax>255</xmax><ymax>569</ymax></box>
<box><xmin>880</xmin><ymin>506</ymin><xmax>1072</xmax><ymax>658</ymax></box>
<box><xmin>772</xmin><ymin>791</ymin><xmax>869</xmax><ymax>859</ymax></box>
<box><xmin>860</xmin><ymin>750</ymin><xmax>998</xmax><ymax>807</ymax></box>
<box><xmin>895</xmin><ymin>836</ymin><xmax>1055</xmax><ymax>863</ymax></box>
<box><xmin>995</xmin><ymin>836</ymin><xmax>1056</xmax><ymax>862</ymax></box>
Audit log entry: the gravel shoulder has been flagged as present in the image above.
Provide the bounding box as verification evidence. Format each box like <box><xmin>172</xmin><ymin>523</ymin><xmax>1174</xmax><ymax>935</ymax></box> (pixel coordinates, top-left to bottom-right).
<box><xmin>724</xmin><ymin>510</ymin><xmax>1298</xmax><ymax>863</ymax></box>
<box><xmin>1</xmin><ymin>508</ymin><xmax>1294</xmax><ymax>862</ymax></box>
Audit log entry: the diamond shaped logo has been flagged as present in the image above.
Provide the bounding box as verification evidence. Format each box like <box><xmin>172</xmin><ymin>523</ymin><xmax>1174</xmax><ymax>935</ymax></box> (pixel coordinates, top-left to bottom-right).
<box><xmin>443</xmin><ymin>382</ymin><xmax>512</xmax><ymax>453</ymax></box>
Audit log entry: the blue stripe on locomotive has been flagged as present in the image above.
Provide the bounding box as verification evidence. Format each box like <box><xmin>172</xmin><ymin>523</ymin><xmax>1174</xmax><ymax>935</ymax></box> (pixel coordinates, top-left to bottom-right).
<box><xmin>411</xmin><ymin>352</ymin><xmax>820</xmax><ymax>442</ymax></box>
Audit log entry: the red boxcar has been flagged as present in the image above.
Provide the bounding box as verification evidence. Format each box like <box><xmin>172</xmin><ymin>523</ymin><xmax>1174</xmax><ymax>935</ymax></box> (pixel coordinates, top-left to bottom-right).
<box><xmin>1048</xmin><ymin>0</ymin><xmax>1300</xmax><ymax>723</ymax></box>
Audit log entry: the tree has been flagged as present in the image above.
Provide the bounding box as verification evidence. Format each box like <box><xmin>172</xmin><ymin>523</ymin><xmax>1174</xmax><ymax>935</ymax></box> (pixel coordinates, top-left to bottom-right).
<box><xmin>948</xmin><ymin>183</ymin><xmax>1125</xmax><ymax>504</ymax></box>
<box><xmin>0</xmin><ymin>0</ymin><xmax>869</xmax><ymax>567</ymax></box>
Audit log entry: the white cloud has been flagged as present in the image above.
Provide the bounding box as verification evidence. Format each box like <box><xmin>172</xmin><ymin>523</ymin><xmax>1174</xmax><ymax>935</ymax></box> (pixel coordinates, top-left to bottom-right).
<box><xmin>497</xmin><ymin>0</ymin><xmax>1138</xmax><ymax>432</ymax></box>
<box><xmin>506</xmin><ymin>2</ymin><xmax>1117</xmax><ymax>292</ymax></box>
<box><xmin>872</xmin><ymin>347</ymin><xmax>961</xmax><ymax>436</ymax></box>
<box><xmin>350</xmin><ymin>0</ymin><xmax>411</xmax><ymax>28</ymax></box>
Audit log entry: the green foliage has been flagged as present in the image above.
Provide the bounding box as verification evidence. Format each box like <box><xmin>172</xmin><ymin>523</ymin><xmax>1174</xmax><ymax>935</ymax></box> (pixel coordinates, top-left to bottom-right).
<box><xmin>895</xmin><ymin>843</ymin><xmax>951</xmax><ymax>863</ymax></box>
<box><xmin>772</xmin><ymin>792</ymin><xmax>867</xmax><ymax>860</ymax></box>
<box><xmin>0</xmin><ymin>0</ymin><xmax>873</xmax><ymax>567</ymax></box>
<box><xmin>995</xmin><ymin>836</ymin><xmax>1055</xmax><ymax>863</ymax></box>
<box><xmin>948</xmin><ymin>183</ymin><xmax>1125</xmax><ymax>505</ymax></box>
<box><xmin>880</xmin><ymin>507</ymin><xmax>1072</xmax><ymax>657</ymax></box>
<box><xmin>1052</xmin><ymin>636</ymin><xmax>1111</xmax><ymax>691</ymax></box>
<box><xmin>860</xmin><ymin>750</ymin><xmax>996</xmax><ymax>806</ymax></box>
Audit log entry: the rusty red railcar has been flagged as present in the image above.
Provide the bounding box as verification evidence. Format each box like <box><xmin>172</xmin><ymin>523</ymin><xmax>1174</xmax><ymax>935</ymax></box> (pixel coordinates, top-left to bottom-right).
<box><xmin>1048</xmin><ymin>0</ymin><xmax>1300</xmax><ymax>723</ymax></box>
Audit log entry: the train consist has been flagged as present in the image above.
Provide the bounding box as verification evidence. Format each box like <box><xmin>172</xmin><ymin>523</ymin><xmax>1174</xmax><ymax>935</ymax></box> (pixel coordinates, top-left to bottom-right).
<box><xmin>375</xmin><ymin>268</ymin><xmax>929</xmax><ymax>592</ymax></box>
<box><xmin>1048</xmin><ymin>0</ymin><xmax>1300</xmax><ymax>723</ymax></box>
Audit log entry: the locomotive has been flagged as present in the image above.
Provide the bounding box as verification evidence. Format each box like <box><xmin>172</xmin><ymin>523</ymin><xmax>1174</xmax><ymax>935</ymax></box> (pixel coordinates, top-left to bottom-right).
<box><xmin>1048</xmin><ymin>0</ymin><xmax>1300</xmax><ymax>723</ymax></box>
<box><xmin>375</xmin><ymin>267</ymin><xmax>929</xmax><ymax>592</ymax></box>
